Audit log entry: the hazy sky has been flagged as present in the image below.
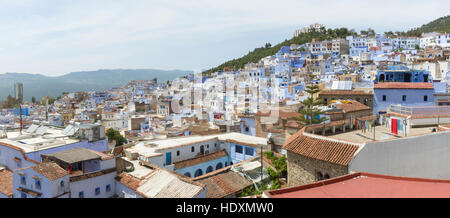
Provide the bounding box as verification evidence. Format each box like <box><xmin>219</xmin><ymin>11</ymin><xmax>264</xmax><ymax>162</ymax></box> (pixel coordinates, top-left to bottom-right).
<box><xmin>0</xmin><ymin>0</ymin><xmax>448</xmax><ymax>76</ymax></box>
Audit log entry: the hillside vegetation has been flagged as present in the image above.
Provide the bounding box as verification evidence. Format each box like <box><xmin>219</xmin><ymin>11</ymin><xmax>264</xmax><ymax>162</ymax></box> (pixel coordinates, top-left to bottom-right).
<box><xmin>202</xmin><ymin>27</ymin><xmax>357</xmax><ymax>75</ymax></box>
<box><xmin>204</xmin><ymin>15</ymin><xmax>450</xmax><ymax>75</ymax></box>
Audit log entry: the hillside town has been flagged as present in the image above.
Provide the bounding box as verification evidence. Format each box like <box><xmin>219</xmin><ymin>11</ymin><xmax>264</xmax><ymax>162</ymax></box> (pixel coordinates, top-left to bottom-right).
<box><xmin>1</xmin><ymin>23</ymin><xmax>450</xmax><ymax>198</ymax></box>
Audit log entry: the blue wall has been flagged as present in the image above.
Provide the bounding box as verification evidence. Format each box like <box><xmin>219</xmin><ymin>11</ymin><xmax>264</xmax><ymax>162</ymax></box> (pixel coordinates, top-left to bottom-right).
<box><xmin>373</xmin><ymin>89</ymin><xmax>434</xmax><ymax>115</ymax></box>
<box><xmin>229</xmin><ymin>143</ymin><xmax>257</xmax><ymax>164</ymax></box>
<box><xmin>240</xmin><ymin>117</ymin><xmax>256</xmax><ymax>136</ymax></box>
<box><xmin>175</xmin><ymin>155</ymin><xmax>230</xmax><ymax>178</ymax></box>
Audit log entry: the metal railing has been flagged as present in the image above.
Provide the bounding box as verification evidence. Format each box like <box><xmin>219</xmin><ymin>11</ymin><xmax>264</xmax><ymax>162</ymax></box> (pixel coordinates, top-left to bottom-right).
<box><xmin>388</xmin><ymin>105</ymin><xmax>450</xmax><ymax>115</ymax></box>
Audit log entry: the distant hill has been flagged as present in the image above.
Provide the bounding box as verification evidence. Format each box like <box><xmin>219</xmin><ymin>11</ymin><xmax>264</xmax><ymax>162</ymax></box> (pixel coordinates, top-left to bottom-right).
<box><xmin>0</xmin><ymin>69</ymin><xmax>192</xmax><ymax>101</ymax></box>
<box><xmin>415</xmin><ymin>15</ymin><xmax>450</xmax><ymax>34</ymax></box>
<box><xmin>203</xmin><ymin>15</ymin><xmax>450</xmax><ymax>75</ymax></box>
<box><xmin>202</xmin><ymin>27</ymin><xmax>357</xmax><ymax>75</ymax></box>
<box><xmin>386</xmin><ymin>15</ymin><xmax>450</xmax><ymax>37</ymax></box>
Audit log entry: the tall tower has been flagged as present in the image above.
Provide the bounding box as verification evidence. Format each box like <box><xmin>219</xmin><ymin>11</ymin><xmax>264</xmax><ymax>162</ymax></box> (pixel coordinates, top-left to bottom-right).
<box><xmin>14</xmin><ymin>82</ymin><xmax>23</xmax><ymax>135</ymax></box>
<box><xmin>14</xmin><ymin>82</ymin><xmax>23</xmax><ymax>103</ymax></box>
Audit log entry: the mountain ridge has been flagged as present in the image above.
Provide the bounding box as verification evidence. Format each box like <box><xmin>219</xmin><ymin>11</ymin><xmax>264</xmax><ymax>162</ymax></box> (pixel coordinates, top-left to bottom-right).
<box><xmin>0</xmin><ymin>69</ymin><xmax>193</xmax><ymax>101</ymax></box>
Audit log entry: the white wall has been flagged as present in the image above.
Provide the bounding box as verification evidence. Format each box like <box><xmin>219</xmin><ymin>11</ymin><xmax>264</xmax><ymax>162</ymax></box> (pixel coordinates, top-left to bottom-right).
<box><xmin>70</xmin><ymin>172</ymin><xmax>116</xmax><ymax>198</ymax></box>
<box><xmin>147</xmin><ymin>138</ymin><xmax>222</xmax><ymax>167</ymax></box>
<box><xmin>350</xmin><ymin>130</ymin><xmax>450</xmax><ymax>179</ymax></box>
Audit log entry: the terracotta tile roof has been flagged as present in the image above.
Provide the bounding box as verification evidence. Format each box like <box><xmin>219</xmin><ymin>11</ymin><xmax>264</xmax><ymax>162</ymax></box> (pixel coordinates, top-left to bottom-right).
<box><xmin>334</xmin><ymin>101</ymin><xmax>371</xmax><ymax>113</ymax></box>
<box><xmin>174</xmin><ymin>149</ymin><xmax>228</xmax><ymax>170</ymax></box>
<box><xmin>283</xmin><ymin>128</ymin><xmax>361</xmax><ymax>166</ymax></box>
<box><xmin>194</xmin><ymin>170</ymin><xmax>253</xmax><ymax>198</ymax></box>
<box><xmin>319</xmin><ymin>90</ymin><xmax>372</xmax><ymax>96</ymax></box>
<box><xmin>256</xmin><ymin>110</ymin><xmax>301</xmax><ymax>120</ymax></box>
<box><xmin>286</xmin><ymin>120</ymin><xmax>302</xmax><ymax>129</ymax></box>
<box><xmin>116</xmin><ymin>172</ymin><xmax>141</xmax><ymax>191</ymax></box>
<box><xmin>87</xmin><ymin>149</ymin><xmax>115</xmax><ymax>160</ymax></box>
<box><xmin>30</xmin><ymin>162</ymin><xmax>68</xmax><ymax>181</ymax></box>
<box><xmin>0</xmin><ymin>169</ymin><xmax>13</xmax><ymax>197</ymax></box>
<box><xmin>374</xmin><ymin>82</ymin><xmax>433</xmax><ymax>89</ymax></box>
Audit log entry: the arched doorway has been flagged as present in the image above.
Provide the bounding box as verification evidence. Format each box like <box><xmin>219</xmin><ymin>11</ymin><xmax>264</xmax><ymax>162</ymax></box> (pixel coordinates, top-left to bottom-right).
<box><xmin>379</xmin><ymin>74</ymin><xmax>385</xmax><ymax>82</ymax></box>
<box><xmin>184</xmin><ymin>172</ymin><xmax>191</xmax><ymax>178</ymax></box>
<box><xmin>206</xmin><ymin>166</ymin><xmax>213</xmax><ymax>174</ymax></box>
<box><xmin>194</xmin><ymin>169</ymin><xmax>203</xmax><ymax>177</ymax></box>
<box><xmin>216</xmin><ymin>162</ymin><xmax>223</xmax><ymax>170</ymax></box>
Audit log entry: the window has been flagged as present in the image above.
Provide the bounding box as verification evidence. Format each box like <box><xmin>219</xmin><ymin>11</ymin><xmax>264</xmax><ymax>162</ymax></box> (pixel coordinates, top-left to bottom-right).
<box><xmin>207</xmin><ymin>144</ymin><xmax>209</xmax><ymax>149</ymax></box>
<box><xmin>35</xmin><ymin>179</ymin><xmax>41</xmax><ymax>190</ymax></box>
<box><xmin>245</xmin><ymin>127</ymin><xmax>249</xmax><ymax>132</ymax></box>
<box><xmin>79</xmin><ymin>191</ymin><xmax>84</xmax><ymax>198</ymax></box>
<box><xmin>245</xmin><ymin>147</ymin><xmax>254</xmax><ymax>156</ymax></box>
<box><xmin>20</xmin><ymin>175</ymin><xmax>26</xmax><ymax>185</ymax></box>
<box><xmin>235</xmin><ymin>145</ymin><xmax>243</xmax><ymax>154</ymax></box>
<box><xmin>424</xmin><ymin>95</ymin><xmax>428</xmax><ymax>102</ymax></box>
<box><xmin>382</xmin><ymin>95</ymin><xmax>386</xmax><ymax>101</ymax></box>
<box><xmin>21</xmin><ymin>192</ymin><xmax>27</xmax><ymax>198</ymax></box>
<box><xmin>177</xmin><ymin>150</ymin><xmax>180</xmax><ymax>156</ymax></box>
<box><xmin>191</xmin><ymin>146</ymin><xmax>195</xmax><ymax>152</ymax></box>
<box><xmin>106</xmin><ymin>184</ymin><xmax>111</xmax><ymax>192</ymax></box>
<box><xmin>214</xmin><ymin>143</ymin><xmax>217</xmax><ymax>147</ymax></box>
<box><xmin>60</xmin><ymin>181</ymin><xmax>65</xmax><ymax>189</ymax></box>
<box><xmin>95</xmin><ymin>187</ymin><xmax>101</xmax><ymax>195</ymax></box>
<box><xmin>402</xmin><ymin>95</ymin><xmax>406</xmax><ymax>101</ymax></box>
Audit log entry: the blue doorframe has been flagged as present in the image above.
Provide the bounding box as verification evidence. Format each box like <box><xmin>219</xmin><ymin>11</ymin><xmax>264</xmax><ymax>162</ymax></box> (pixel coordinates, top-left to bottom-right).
<box><xmin>166</xmin><ymin>152</ymin><xmax>172</xmax><ymax>165</ymax></box>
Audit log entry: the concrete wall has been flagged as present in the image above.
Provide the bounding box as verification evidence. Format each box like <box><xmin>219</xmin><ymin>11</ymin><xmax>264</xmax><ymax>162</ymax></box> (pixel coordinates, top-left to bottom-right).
<box><xmin>349</xmin><ymin>130</ymin><xmax>450</xmax><ymax>179</ymax></box>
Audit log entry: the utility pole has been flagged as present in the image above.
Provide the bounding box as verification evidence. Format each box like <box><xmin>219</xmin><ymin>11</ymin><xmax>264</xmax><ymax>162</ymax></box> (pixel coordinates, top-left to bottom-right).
<box><xmin>260</xmin><ymin>143</ymin><xmax>263</xmax><ymax>192</ymax></box>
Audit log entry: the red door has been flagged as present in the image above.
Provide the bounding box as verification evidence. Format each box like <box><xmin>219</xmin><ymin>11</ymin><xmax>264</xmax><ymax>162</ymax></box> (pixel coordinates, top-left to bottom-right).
<box><xmin>391</xmin><ymin>118</ymin><xmax>398</xmax><ymax>135</ymax></box>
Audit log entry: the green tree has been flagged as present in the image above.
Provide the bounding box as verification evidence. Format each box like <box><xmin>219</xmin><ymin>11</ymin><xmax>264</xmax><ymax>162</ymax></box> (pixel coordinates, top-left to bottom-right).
<box><xmin>106</xmin><ymin>128</ymin><xmax>127</xmax><ymax>146</ymax></box>
<box><xmin>31</xmin><ymin>96</ymin><xmax>36</xmax><ymax>104</ymax></box>
<box><xmin>3</xmin><ymin>95</ymin><xmax>18</xmax><ymax>108</ymax></box>
<box><xmin>295</xmin><ymin>74</ymin><xmax>328</xmax><ymax>125</ymax></box>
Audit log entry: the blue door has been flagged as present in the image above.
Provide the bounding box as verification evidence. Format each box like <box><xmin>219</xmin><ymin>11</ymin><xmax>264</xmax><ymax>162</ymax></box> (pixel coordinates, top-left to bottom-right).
<box><xmin>166</xmin><ymin>152</ymin><xmax>172</xmax><ymax>165</ymax></box>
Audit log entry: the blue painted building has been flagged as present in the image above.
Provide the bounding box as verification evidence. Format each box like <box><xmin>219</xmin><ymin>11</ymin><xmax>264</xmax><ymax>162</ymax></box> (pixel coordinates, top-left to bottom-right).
<box><xmin>239</xmin><ymin>116</ymin><xmax>256</xmax><ymax>136</ymax></box>
<box><xmin>229</xmin><ymin>142</ymin><xmax>257</xmax><ymax>165</ymax></box>
<box><xmin>373</xmin><ymin>82</ymin><xmax>435</xmax><ymax>115</ymax></box>
<box><xmin>375</xmin><ymin>65</ymin><xmax>431</xmax><ymax>83</ymax></box>
<box><xmin>350</xmin><ymin>46</ymin><xmax>368</xmax><ymax>57</ymax></box>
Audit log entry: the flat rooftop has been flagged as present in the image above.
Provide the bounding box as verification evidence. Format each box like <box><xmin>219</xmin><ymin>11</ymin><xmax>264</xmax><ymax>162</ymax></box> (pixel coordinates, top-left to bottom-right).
<box><xmin>126</xmin><ymin>132</ymin><xmax>267</xmax><ymax>157</ymax></box>
<box><xmin>0</xmin><ymin>126</ymin><xmax>79</xmax><ymax>153</ymax></box>
<box><xmin>328</xmin><ymin>125</ymin><xmax>436</xmax><ymax>144</ymax></box>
